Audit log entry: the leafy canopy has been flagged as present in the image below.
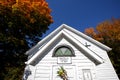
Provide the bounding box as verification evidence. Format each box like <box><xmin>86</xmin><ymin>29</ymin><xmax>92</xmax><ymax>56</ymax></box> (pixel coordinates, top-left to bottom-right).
<box><xmin>0</xmin><ymin>0</ymin><xmax>53</xmax><ymax>80</ymax></box>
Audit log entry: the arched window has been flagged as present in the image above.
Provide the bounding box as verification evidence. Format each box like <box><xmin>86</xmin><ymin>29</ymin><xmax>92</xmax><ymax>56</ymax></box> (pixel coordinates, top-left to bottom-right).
<box><xmin>53</xmin><ymin>45</ymin><xmax>75</xmax><ymax>57</ymax></box>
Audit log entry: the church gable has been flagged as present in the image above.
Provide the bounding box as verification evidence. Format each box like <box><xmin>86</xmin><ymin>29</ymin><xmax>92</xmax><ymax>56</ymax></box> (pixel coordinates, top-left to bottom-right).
<box><xmin>25</xmin><ymin>24</ymin><xmax>111</xmax><ymax>57</ymax></box>
<box><xmin>36</xmin><ymin>38</ymin><xmax>96</xmax><ymax>64</ymax></box>
<box><xmin>33</xmin><ymin>38</ymin><xmax>96</xmax><ymax>80</ymax></box>
<box><xmin>25</xmin><ymin>29</ymin><xmax>104</xmax><ymax>65</ymax></box>
<box><xmin>23</xmin><ymin>24</ymin><xmax>119</xmax><ymax>80</ymax></box>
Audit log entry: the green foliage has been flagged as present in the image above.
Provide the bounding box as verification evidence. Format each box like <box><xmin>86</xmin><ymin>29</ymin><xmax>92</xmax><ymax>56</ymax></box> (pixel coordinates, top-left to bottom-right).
<box><xmin>0</xmin><ymin>0</ymin><xmax>53</xmax><ymax>79</ymax></box>
<box><xmin>2</xmin><ymin>67</ymin><xmax>24</xmax><ymax>80</ymax></box>
<box><xmin>57</xmin><ymin>66</ymin><xmax>68</xmax><ymax>80</ymax></box>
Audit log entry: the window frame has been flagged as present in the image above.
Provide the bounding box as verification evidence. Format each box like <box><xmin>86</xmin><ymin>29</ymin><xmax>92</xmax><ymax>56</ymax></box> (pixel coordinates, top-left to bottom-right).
<box><xmin>82</xmin><ymin>69</ymin><xmax>93</xmax><ymax>80</ymax></box>
<box><xmin>52</xmin><ymin>45</ymin><xmax>75</xmax><ymax>57</ymax></box>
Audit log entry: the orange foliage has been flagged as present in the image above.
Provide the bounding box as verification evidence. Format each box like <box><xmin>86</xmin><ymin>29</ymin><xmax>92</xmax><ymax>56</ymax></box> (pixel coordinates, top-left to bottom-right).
<box><xmin>13</xmin><ymin>0</ymin><xmax>53</xmax><ymax>23</ymax></box>
<box><xmin>0</xmin><ymin>0</ymin><xmax>16</xmax><ymax>5</ymax></box>
<box><xmin>85</xmin><ymin>27</ymin><xmax>96</xmax><ymax>37</ymax></box>
<box><xmin>96</xmin><ymin>19</ymin><xmax>120</xmax><ymax>41</ymax></box>
<box><xmin>0</xmin><ymin>0</ymin><xmax>53</xmax><ymax>23</ymax></box>
<box><xmin>85</xmin><ymin>18</ymin><xmax>120</xmax><ymax>42</ymax></box>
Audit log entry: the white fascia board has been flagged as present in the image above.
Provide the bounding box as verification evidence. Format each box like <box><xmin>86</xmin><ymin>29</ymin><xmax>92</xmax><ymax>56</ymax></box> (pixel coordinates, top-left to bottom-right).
<box><xmin>25</xmin><ymin>24</ymin><xmax>65</xmax><ymax>55</ymax></box>
<box><xmin>25</xmin><ymin>24</ymin><xmax>111</xmax><ymax>55</ymax></box>
<box><xmin>62</xmin><ymin>31</ymin><xmax>104</xmax><ymax>64</ymax></box>
<box><xmin>63</xmin><ymin>24</ymin><xmax>112</xmax><ymax>52</ymax></box>
<box><xmin>26</xmin><ymin>29</ymin><xmax>104</xmax><ymax>64</ymax></box>
<box><xmin>25</xmin><ymin>30</ymin><xmax>64</xmax><ymax>64</ymax></box>
<box><xmin>37</xmin><ymin>24</ymin><xmax>64</xmax><ymax>45</ymax></box>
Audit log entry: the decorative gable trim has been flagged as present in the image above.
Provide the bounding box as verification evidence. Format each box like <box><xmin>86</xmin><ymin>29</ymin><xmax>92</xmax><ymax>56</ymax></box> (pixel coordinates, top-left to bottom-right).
<box><xmin>62</xmin><ymin>31</ymin><xmax>104</xmax><ymax>64</ymax></box>
<box><xmin>62</xmin><ymin>24</ymin><xmax>112</xmax><ymax>51</ymax></box>
<box><xmin>25</xmin><ymin>30</ymin><xmax>104</xmax><ymax>65</ymax></box>
<box><xmin>25</xmin><ymin>24</ymin><xmax>65</xmax><ymax>56</ymax></box>
<box><xmin>25</xmin><ymin>24</ymin><xmax>111</xmax><ymax>56</ymax></box>
<box><xmin>25</xmin><ymin>30</ymin><xmax>64</xmax><ymax>64</ymax></box>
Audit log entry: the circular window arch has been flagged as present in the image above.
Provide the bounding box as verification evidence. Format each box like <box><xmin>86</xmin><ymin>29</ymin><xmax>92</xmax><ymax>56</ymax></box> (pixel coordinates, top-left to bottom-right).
<box><xmin>52</xmin><ymin>45</ymin><xmax>75</xmax><ymax>57</ymax></box>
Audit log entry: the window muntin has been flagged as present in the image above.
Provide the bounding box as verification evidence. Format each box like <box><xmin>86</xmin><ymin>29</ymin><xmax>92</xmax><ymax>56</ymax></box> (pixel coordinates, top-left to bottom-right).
<box><xmin>53</xmin><ymin>46</ymin><xmax>75</xmax><ymax>57</ymax></box>
<box><xmin>83</xmin><ymin>69</ymin><xmax>93</xmax><ymax>80</ymax></box>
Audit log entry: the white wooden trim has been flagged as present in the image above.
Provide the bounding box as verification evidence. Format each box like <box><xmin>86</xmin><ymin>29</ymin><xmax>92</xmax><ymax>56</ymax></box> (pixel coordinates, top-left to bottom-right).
<box><xmin>62</xmin><ymin>31</ymin><xmax>104</xmax><ymax>64</ymax></box>
<box><xmin>63</xmin><ymin>24</ymin><xmax>112</xmax><ymax>51</ymax></box>
<box><xmin>25</xmin><ymin>24</ymin><xmax>111</xmax><ymax>55</ymax></box>
<box><xmin>25</xmin><ymin>31</ymin><xmax>64</xmax><ymax>64</ymax></box>
<box><xmin>26</xmin><ymin>30</ymin><xmax>104</xmax><ymax>65</ymax></box>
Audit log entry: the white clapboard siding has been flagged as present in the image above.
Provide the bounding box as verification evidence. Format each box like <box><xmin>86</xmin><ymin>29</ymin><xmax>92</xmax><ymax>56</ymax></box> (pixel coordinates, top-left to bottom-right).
<box><xmin>25</xmin><ymin>24</ymin><xmax>119</xmax><ymax>80</ymax></box>
<box><xmin>96</xmin><ymin>53</ymin><xmax>119</xmax><ymax>80</ymax></box>
<box><xmin>32</xmin><ymin>43</ymin><xmax>96</xmax><ymax>80</ymax></box>
<box><xmin>34</xmin><ymin>65</ymin><xmax>50</xmax><ymax>80</ymax></box>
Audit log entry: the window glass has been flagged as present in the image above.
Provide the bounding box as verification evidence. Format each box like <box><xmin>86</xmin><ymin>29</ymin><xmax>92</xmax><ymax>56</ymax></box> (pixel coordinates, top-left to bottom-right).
<box><xmin>83</xmin><ymin>69</ymin><xmax>92</xmax><ymax>80</ymax></box>
<box><xmin>53</xmin><ymin>46</ymin><xmax>74</xmax><ymax>57</ymax></box>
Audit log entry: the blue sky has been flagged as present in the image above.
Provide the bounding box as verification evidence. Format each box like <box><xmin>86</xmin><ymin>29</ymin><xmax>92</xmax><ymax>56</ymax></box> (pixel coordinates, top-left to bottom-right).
<box><xmin>43</xmin><ymin>0</ymin><xmax>120</xmax><ymax>37</ymax></box>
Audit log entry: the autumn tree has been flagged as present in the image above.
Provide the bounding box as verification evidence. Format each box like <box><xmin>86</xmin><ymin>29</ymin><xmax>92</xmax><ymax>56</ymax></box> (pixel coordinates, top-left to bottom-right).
<box><xmin>85</xmin><ymin>18</ymin><xmax>120</xmax><ymax>78</ymax></box>
<box><xmin>0</xmin><ymin>0</ymin><xmax>53</xmax><ymax>80</ymax></box>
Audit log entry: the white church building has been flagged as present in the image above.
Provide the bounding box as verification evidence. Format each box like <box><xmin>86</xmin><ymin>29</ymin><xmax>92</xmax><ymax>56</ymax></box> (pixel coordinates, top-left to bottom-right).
<box><xmin>23</xmin><ymin>24</ymin><xmax>119</xmax><ymax>80</ymax></box>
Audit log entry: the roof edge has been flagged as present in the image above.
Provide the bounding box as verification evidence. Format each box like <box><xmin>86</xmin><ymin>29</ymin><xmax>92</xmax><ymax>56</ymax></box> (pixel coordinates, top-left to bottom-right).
<box><xmin>63</xmin><ymin>24</ymin><xmax>112</xmax><ymax>52</ymax></box>
<box><xmin>25</xmin><ymin>24</ymin><xmax>65</xmax><ymax>55</ymax></box>
<box><xmin>26</xmin><ymin>30</ymin><xmax>104</xmax><ymax>65</ymax></box>
<box><xmin>25</xmin><ymin>24</ymin><xmax>112</xmax><ymax>56</ymax></box>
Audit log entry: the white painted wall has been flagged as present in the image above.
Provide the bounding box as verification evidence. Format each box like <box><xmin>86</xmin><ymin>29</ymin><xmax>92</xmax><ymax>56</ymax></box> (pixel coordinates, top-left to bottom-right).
<box><xmin>26</xmin><ymin>38</ymin><xmax>95</xmax><ymax>80</ymax></box>
<box><xmin>26</xmin><ymin>31</ymin><xmax>119</xmax><ymax>80</ymax></box>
